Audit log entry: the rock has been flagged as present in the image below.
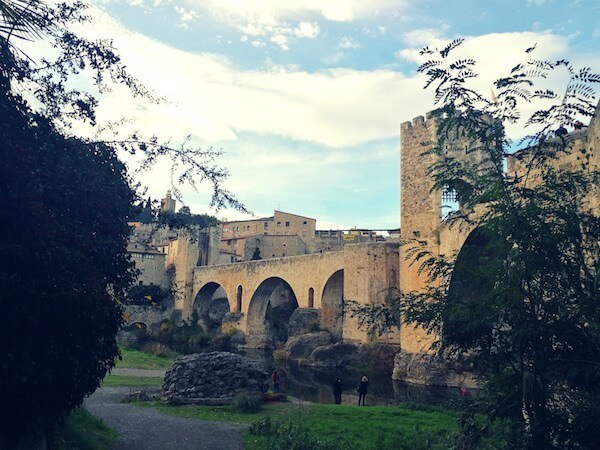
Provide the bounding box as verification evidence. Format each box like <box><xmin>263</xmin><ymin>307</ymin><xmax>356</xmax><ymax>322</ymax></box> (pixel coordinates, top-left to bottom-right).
<box><xmin>308</xmin><ymin>343</ymin><xmax>359</xmax><ymax>367</ymax></box>
<box><xmin>163</xmin><ymin>351</ymin><xmax>268</xmax><ymax>405</ymax></box>
<box><xmin>287</xmin><ymin>308</ymin><xmax>321</xmax><ymax>337</ymax></box>
<box><xmin>283</xmin><ymin>331</ymin><xmax>332</xmax><ymax>360</ymax></box>
<box><xmin>392</xmin><ymin>351</ymin><xmax>476</xmax><ymax>388</ymax></box>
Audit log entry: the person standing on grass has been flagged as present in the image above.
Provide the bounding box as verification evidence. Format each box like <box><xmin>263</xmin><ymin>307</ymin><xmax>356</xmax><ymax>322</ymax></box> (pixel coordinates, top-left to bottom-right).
<box><xmin>357</xmin><ymin>375</ymin><xmax>369</xmax><ymax>406</ymax></box>
<box><xmin>271</xmin><ymin>370</ymin><xmax>280</xmax><ymax>393</ymax></box>
<box><xmin>333</xmin><ymin>377</ymin><xmax>343</xmax><ymax>405</ymax></box>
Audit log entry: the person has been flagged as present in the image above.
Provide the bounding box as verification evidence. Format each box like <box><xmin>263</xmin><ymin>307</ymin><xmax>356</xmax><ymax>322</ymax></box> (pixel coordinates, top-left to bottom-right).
<box><xmin>333</xmin><ymin>377</ymin><xmax>343</xmax><ymax>405</ymax></box>
<box><xmin>357</xmin><ymin>375</ymin><xmax>369</xmax><ymax>406</ymax></box>
<box><xmin>271</xmin><ymin>370</ymin><xmax>280</xmax><ymax>393</ymax></box>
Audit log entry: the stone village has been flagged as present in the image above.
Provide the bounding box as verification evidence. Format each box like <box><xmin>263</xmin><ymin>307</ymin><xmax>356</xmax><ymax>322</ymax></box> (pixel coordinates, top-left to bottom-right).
<box><xmin>124</xmin><ymin>102</ymin><xmax>599</xmax><ymax>389</ymax></box>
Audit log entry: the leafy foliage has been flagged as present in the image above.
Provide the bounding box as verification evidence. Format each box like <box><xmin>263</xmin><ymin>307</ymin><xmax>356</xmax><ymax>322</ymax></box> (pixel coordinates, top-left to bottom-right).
<box><xmin>231</xmin><ymin>393</ymin><xmax>263</xmax><ymax>414</ymax></box>
<box><xmin>0</xmin><ymin>89</ymin><xmax>134</xmax><ymax>442</ymax></box>
<box><xmin>125</xmin><ymin>284</ymin><xmax>171</xmax><ymax>306</ymax></box>
<box><xmin>351</xmin><ymin>39</ymin><xmax>599</xmax><ymax>449</ymax></box>
<box><xmin>0</xmin><ymin>0</ymin><xmax>245</xmax><ymax>211</ymax></box>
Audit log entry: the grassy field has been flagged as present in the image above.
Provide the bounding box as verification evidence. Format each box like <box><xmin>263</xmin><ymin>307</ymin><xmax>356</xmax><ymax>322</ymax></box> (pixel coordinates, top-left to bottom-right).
<box><xmin>133</xmin><ymin>401</ymin><xmax>457</xmax><ymax>449</ymax></box>
<box><xmin>115</xmin><ymin>346</ymin><xmax>177</xmax><ymax>369</ymax></box>
<box><xmin>102</xmin><ymin>374</ymin><xmax>164</xmax><ymax>387</ymax></box>
<box><xmin>48</xmin><ymin>408</ymin><xmax>118</xmax><ymax>450</ymax></box>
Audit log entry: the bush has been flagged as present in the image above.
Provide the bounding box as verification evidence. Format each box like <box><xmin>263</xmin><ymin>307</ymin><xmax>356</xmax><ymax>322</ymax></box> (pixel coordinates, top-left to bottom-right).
<box><xmin>249</xmin><ymin>416</ymin><xmax>273</xmax><ymax>436</ymax></box>
<box><xmin>209</xmin><ymin>332</ymin><xmax>232</xmax><ymax>352</ymax></box>
<box><xmin>268</xmin><ymin>421</ymin><xmax>344</xmax><ymax>450</ymax></box>
<box><xmin>231</xmin><ymin>393</ymin><xmax>263</xmax><ymax>413</ymax></box>
<box><xmin>140</xmin><ymin>342</ymin><xmax>171</xmax><ymax>357</ymax></box>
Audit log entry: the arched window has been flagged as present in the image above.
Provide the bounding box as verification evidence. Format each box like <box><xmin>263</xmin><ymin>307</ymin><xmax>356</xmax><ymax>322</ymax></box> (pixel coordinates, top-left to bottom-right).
<box><xmin>236</xmin><ymin>285</ymin><xmax>243</xmax><ymax>312</ymax></box>
<box><xmin>308</xmin><ymin>287</ymin><xmax>314</xmax><ymax>308</ymax></box>
<box><xmin>441</xmin><ymin>184</ymin><xmax>460</xmax><ymax>220</ymax></box>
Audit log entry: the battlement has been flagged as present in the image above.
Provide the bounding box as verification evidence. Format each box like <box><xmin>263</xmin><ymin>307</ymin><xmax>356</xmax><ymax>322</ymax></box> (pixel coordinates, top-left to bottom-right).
<box><xmin>400</xmin><ymin>110</ymin><xmax>440</xmax><ymax>133</ymax></box>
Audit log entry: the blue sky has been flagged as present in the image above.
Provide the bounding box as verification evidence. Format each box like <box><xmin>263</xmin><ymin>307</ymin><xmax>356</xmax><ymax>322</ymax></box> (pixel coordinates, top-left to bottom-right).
<box><xmin>82</xmin><ymin>0</ymin><xmax>599</xmax><ymax>228</ymax></box>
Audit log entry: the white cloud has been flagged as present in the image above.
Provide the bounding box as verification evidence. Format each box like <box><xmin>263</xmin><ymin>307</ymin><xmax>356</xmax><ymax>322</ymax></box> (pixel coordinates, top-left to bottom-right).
<box><xmin>174</xmin><ymin>6</ymin><xmax>199</xmax><ymax>28</ymax></box>
<box><xmin>339</xmin><ymin>36</ymin><xmax>360</xmax><ymax>49</ymax></box>
<box><xmin>197</xmin><ymin>0</ymin><xmax>404</xmax><ymax>24</ymax></box>
<box><xmin>294</xmin><ymin>21</ymin><xmax>320</xmax><ymax>39</ymax></box>
<box><xmin>250</xmin><ymin>39</ymin><xmax>266</xmax><ymax>47</ymax></box>
<box><xmin>270</xmin><ymin>33</ymin><xmax>289</xmax><ymax>50</ymax></box>
<box><xmin>72</xmin><ymin>12</ymin><xmax>599</xmax><ymax>152</ymax></box>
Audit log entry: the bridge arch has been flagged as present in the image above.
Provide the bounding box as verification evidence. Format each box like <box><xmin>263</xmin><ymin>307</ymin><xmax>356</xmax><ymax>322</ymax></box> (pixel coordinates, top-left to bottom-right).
<box><xmin>444</xmin><ymin>227</ymin><xmax>508</xmax><ymax>347</ymax></box>
<box><xmin>247</xmin><ymin>277</ymin><xmax>299</xmax><ymax>346</ymax></box>
<box><xmin>193</xmin><ymin>281</ymin><xmax>232</xmax><ymax>333</ymax></box>
<box><xmin>321</xmin><ymin>269</ymin><xmax>344</xmax><ymax>340</ymax></box>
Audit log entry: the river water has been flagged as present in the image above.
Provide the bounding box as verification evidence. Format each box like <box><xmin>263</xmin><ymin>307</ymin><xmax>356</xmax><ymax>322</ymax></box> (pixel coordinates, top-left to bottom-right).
<box><xmin>242</xmin><ymin>349</ymin><xmax>459</xmax><ymax>407</ymax></box>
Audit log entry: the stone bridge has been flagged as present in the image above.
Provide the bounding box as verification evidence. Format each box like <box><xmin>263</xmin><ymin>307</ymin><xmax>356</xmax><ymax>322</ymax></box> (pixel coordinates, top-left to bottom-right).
<box><xmin>185</xmin><ymin>243</ymin><xmax>399</xmax><ymax>346</ymax></box>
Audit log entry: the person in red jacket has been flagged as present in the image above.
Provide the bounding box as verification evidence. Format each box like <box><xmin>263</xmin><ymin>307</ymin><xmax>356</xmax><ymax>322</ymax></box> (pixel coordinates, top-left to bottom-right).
<box><xmin>271</xmin><ymin>370</ymin><xmax>280</xmax><ymax>393</ymax></box>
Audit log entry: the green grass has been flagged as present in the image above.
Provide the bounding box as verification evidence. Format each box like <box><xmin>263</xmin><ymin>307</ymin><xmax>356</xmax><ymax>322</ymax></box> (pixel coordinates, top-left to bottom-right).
<box><xmin>102</xmin><ymin>374</ymin><xmax>164</xmax><ymax>387</ymax></box>
<box><xmin>132</xmin><ymin>401</ymin><xmax>286</xmax><ymax>424</ymax></box>
<box><xmin>116</xmin><ymin>345</ymin><xmax>177</xmax><ymax>369</ymax></box>
<box><xmin>133</xmin><ymin>401</ymin><xmax>457</xmax><ymax>449</ymax></box>
<box><xmin>48</xmin><ymin>408</ymin><xmax>118</xmax><ymax>450</ymax></box>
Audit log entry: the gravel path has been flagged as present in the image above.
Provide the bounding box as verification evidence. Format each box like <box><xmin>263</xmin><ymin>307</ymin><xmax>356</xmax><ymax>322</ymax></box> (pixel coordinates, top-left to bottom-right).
<box><xmin>111</xmin><ymin>368</ymin><xmax>167</xmax><ymax>377</ymax></box>
<box><xmin>86</xmin><ymin>387</ymin><xmax>244</xmax><ymax>450</ymax></box>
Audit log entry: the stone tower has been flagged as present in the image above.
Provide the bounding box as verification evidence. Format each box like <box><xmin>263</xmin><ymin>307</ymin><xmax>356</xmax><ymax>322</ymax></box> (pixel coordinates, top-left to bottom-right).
<box><xmin>399</xmin><ymin>112</ymin><xmax>442</xmax><ymax>353</ymax></box>
<box><xmin>160</xmin><ymin>190</ymin><xmax>176</xmax><ymax>213</ymax></box>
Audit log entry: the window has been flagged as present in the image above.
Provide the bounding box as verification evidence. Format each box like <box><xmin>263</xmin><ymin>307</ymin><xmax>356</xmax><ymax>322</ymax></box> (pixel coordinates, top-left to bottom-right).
<box><xmin>236</xmin><ymin>286</ymin><xmax>243</xmax><ymax>312</ymax></box>
<box><xmin>308</xmin><ymin>288</ymin><xmax>314</xmax><ymax>308</ymax></box>
<box><xmin>282</xmin><ymin>253</ymin><xmax>285</xmax><ymax>257</ymax></box>
<box><xmin>277</xmin><ymin>222</ymin><xmax>281</xmax><ymax>227</ymax></box>
<box><xmin>441</xmin><ymin>184</ymin><xmax>460</xmax><ymax>220</ymax></box>
<box><xmin>303</xmin><ymin>221</ymin><xmax>307</xmax><ymax>225</ymax></box>
<box><xmin>285</xmin><ymin>221</ymin><xmax>290</xmax><ymax>227</ymax></box>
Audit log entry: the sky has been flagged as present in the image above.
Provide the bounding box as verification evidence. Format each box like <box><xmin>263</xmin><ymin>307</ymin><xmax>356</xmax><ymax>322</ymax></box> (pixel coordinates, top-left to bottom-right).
<box><xmin>74</xmin><ymin>0</ymin><xmax>599</xmax><ymax>229</ymax></box>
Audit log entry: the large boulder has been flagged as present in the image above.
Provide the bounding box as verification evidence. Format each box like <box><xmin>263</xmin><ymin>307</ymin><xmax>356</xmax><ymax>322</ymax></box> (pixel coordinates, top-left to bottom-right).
<box><xmin>287</xmin><ymin>308</ymin><xmax>321</xmax><ymax>337</ymax></box>
<box><xmin>308</xmin><ymin>343</ymin><xmax>359</xmax><ymax>367</ymax></box>
<box><xmin>392</xmin><ymin>351</ymin><xmax>476</xmax><ymax>388</ymax></box>
<box><xmin>283</xmin><ymin>331</ymin><xmax>332</xmax><ymax>360</ymax></box>
<box><xmin>163</xmin><ymin>351</ymin><xmax>268</xmax><ymax>405</ymax></box>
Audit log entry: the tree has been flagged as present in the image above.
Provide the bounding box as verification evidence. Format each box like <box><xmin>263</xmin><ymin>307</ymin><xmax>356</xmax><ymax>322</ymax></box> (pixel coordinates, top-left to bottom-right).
<box><xmin>411</xmin><ymin>41</ymin><xmax>599</xmax><ymax>449</ymax></box>
<box><xmin>0</xmin><ymin>89</ymin><xmax>134</xmax><ymax>444</ymax></box>
<box><xmin>350</xmin><ymin>40</ymin><xmax>599</xmax><ymax>448</ymax></box>
<box><xmin>0</xmin><ymin>0</ymin><xmax>240</xmax><ymax>444</ymax></box>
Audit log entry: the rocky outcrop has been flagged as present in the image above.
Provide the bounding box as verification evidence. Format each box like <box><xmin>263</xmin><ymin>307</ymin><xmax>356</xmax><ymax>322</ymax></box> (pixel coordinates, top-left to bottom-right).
<box><xmin>163</xmin><ymin>351</ymin><xmax>268</xmax><ymax>405</ymax></box>
<box><xmin>392</xmin><ymin>351</ymin><xmax>476</xmax><ymax>388</ymax></box>
<box><xmin>283</xmin><ymin>331</ymin><xmax>332</xmax><ymax>360</ymax></box>
<box><xmin>287</xmin><ymin>308</ymin><xmax>321</xmax><ymax>337</ymax></box>
<box><xmin>308</xmin><ymin>343</ymin><xmax>359</xmax><ymax>367</ymax></box>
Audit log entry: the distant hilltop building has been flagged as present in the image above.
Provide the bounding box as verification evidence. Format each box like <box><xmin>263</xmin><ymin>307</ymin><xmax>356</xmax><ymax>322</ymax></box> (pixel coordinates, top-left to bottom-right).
<box><xmin>160</xmin><ymin>190</ymin><xmax>176</xmax><ymax>213</ymax></box>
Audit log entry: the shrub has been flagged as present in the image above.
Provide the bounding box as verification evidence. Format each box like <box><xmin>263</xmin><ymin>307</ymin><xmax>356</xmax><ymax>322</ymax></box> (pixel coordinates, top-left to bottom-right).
<box><xmin>140</xmin><ymin>342</ymin><xmax>171</xmax><ymax>357</ymax></box>
<box><xmin>209</xmin><ymin>332</ymin><xmax>232</xmax><ymax>352</ymax></box>
<box><xmin>268</xmin><ymin>421</ymin><xmax>344</xmax><ymax>450</ymax></box>
<box><xmin>231</xmin><ymin>393</ymin><xmax>263</xmax><ymax>413</ymax></box>
<box><xmin>249</xmin><ymin>416</ymin><xmax>273</xmax><ymax>436</ymax></box>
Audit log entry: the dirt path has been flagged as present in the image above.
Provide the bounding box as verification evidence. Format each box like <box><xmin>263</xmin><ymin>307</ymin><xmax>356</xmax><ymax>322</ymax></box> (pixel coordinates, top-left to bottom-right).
<box><xmin>86</xmin><ymin>387</ymin><xmax>244</xmax><ymax>450</ymax></box>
